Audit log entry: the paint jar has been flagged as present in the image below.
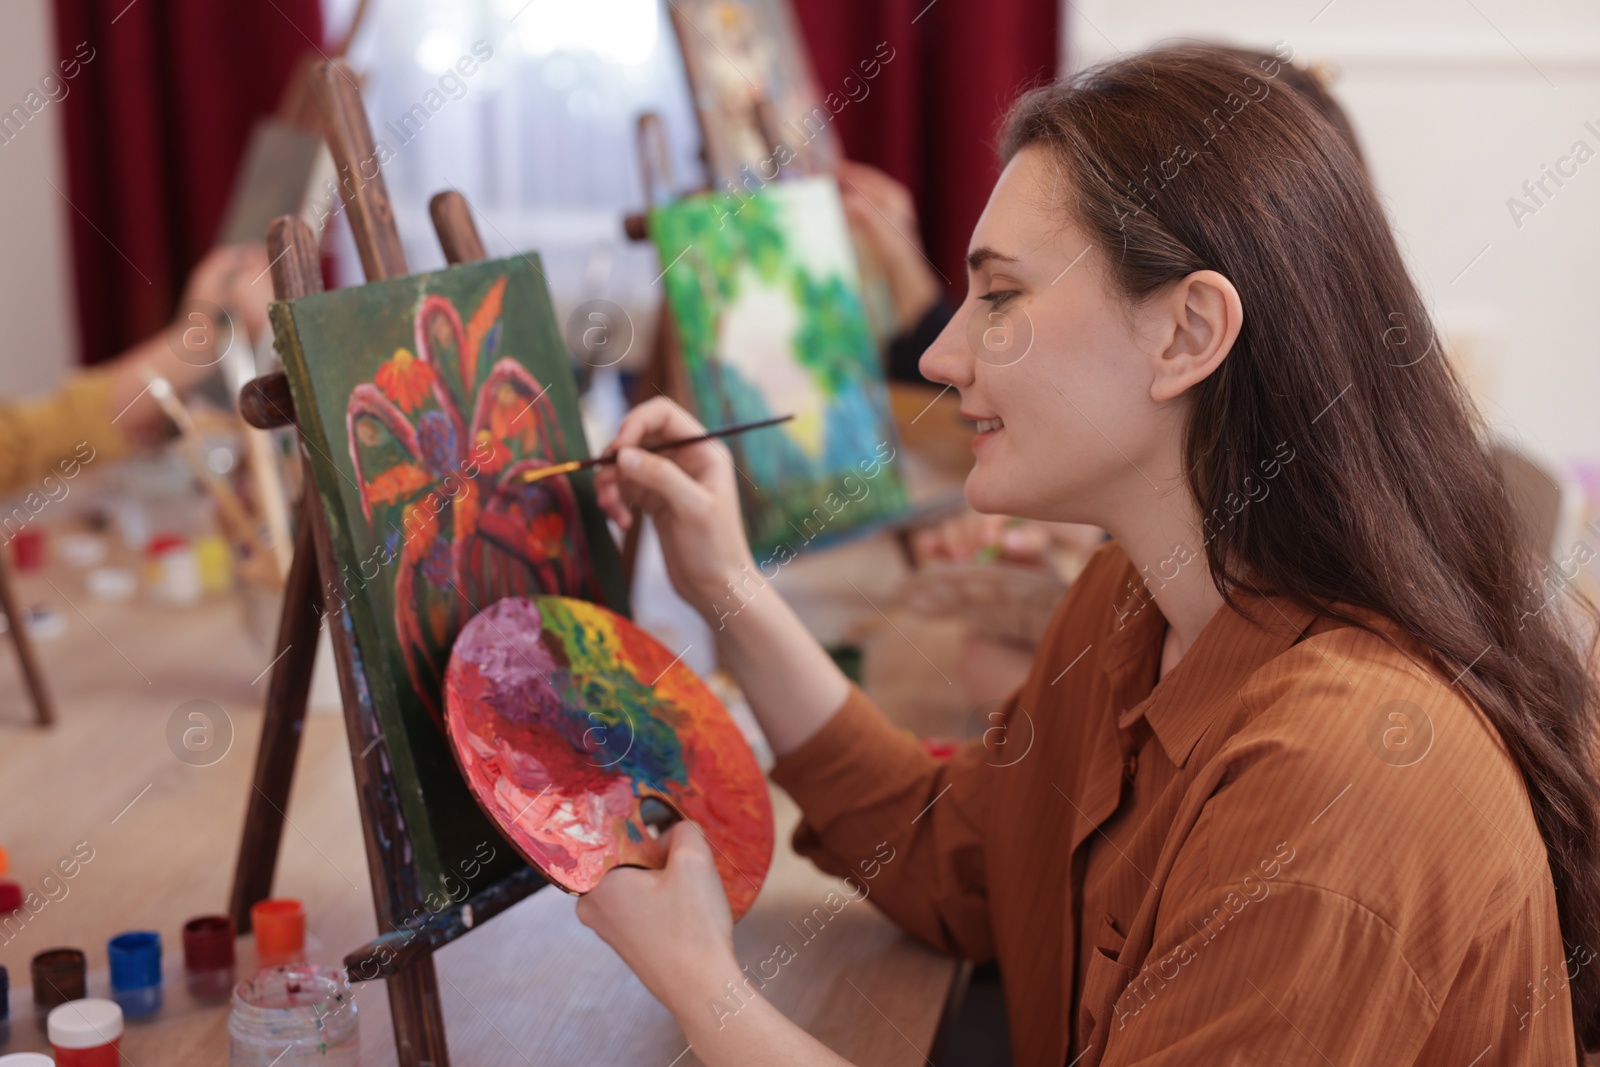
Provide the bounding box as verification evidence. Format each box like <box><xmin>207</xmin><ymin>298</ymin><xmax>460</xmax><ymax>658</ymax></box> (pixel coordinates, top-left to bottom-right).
<box><xmin>194</xmin><ymin>535</ymin><xmax>235</xmax><ymax>594</ymax></box>
<box><xmin>113</xmin><ymin>499</ymin><xmax>151</xmax><ymax>553</ymax></box>
<box><xmin>146</xmin><ymin>537</ymin><xmax>202</xmax><ymax>607</ymax></box>
<box><xmin>250</xmin><ymin>899</ymin><xmax>305</xmax><ymax>968</ymax></box>
<box><xmin>183</xmin><ymin>914</ymin><xmax>236</xmax><ymax>1002</ymax></box>
<box><xmin>0</xmin><ymin>963</ymin><xmax>9</xmax><ymax>1020</ymax></box>
<box><xmin>56</xmin><ymin>532</ymin><xmax>108</xmax><ymax>569</ymax></box>
<box><xmin>47</xmin><ymin>997</ymin><xmax>122</xmax><ymax>1067</ymax></box>
<box><xmin>84</xmin><ymin>567</ymin><xmax>137</xmax><ymax>602</ymax></box>
<box><xmin>228</xmin><ymin>965</ymin><xmax>358</xmax><ymax>1066</ymax></box>
<box><xmin>12</xmin><ymin>530</ymin><xmax>44</xmax><ymax>571</ymax></box>
<box><xmin>31</xmin><ymin>949</ymin><xmax>86</xmax><ymax>1010</ymax></box>
<box><xmin>0</xmin><ymin>882</ymin><xmax>21</xmax><ymax>913</ymax></box>
<box><xmin>106</xmin><ymin>931</ymin><xmax>162</xmax><ymax>1018</ymax></box>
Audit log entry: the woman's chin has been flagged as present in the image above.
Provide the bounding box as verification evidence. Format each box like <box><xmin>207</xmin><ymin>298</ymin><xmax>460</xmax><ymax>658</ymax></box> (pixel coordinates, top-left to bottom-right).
<box><xmin>963</xmin><ymin>468</ymin><xmax>1018</xmax><ymax>517</ymax></box>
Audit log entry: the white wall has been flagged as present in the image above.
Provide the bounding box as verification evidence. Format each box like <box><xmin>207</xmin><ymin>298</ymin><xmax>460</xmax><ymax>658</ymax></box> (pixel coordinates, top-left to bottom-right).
<box><xmin>0</xmin><ymin>0</ymin><xmax>77</xmax><ymax>394</ymax></box>
<box><xmin>1067</xmin><ymin>0</ymin><xmax>1600</xmax><ymax>465</ymax></box>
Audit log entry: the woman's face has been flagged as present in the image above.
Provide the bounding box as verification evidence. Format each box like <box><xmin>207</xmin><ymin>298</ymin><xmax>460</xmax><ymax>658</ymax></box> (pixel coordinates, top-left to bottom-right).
<box><xmin>920</xmin><ymin>146</ymin><xmax>1189</xmax><ymax>527</ymax></box>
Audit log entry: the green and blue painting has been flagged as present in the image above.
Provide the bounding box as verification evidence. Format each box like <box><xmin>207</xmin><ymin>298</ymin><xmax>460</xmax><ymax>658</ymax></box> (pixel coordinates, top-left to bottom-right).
<box><xmin>649</xmin><ymin>175</ymin><xmax>907</xmax><ymax>556</ymax></box>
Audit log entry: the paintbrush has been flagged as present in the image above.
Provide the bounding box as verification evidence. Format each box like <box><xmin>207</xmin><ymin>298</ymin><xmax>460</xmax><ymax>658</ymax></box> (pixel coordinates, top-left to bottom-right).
<box><xmin>145</xmin><ymin>373</ymin><xmax>268</xmax><ymax>562</ymax></box>
<box><xmin>517</xmin><ymin>413</ymin><xmax>795</xmax><ymax>485</ymax></box>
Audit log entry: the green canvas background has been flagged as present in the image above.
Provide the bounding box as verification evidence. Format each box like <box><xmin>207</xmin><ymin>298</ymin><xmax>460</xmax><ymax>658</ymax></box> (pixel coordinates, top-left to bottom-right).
<box><xmin>649</xmin><ymin>176</ymin><xmax>908</xmax><ymax>558</ymax></box>
<box><xmin>270</xmin><ymin>255</ymin><xmax>629</xmax><ymax>909</ymax></box>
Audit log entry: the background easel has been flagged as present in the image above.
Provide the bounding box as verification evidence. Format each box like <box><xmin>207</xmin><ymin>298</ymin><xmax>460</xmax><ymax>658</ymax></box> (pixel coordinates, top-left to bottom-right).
<box><xmin>231</xmin><ymin>60</ymin><xmax>554</xmax><ymax>1067</ymax></box>
<box><xmin>0</xmin><ymin>550</ymin><xmax>53</xmax><ymax>726</ymax></box>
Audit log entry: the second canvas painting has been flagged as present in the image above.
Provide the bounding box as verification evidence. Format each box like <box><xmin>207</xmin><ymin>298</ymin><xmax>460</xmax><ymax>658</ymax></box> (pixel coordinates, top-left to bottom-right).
<box><xmin>650</xmin><ymin>175</ymin><xmax>908</xmax><ymax>558</ymax></box>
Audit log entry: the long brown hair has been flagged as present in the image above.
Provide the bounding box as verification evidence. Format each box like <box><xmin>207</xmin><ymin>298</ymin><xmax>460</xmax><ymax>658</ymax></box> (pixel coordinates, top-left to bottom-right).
<box><xmin>1003</xmin><ymin>45</ymin><xmax>1600</xmax><ymax>1051</ymax></box>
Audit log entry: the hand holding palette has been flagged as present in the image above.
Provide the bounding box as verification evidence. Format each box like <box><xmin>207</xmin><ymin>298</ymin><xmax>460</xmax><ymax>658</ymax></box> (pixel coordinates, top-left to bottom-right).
<box><xmin>445</xmin><ymin>596</ymin><xmax>774</xmax><ymax>917</ymax></box>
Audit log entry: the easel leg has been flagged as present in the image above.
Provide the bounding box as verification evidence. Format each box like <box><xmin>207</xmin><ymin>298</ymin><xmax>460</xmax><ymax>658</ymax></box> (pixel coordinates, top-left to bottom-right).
<box><xmin>228</xmin><ymin>497</ymin><xmax>323</xmax><ymax>931</ymax></box>
<box><xmin>388</xmin><ymin>955</ymin><xmax>452</xmax><ymax>1067</ymax></box>
<box><xmin>0</xmin><ymin>551</ymin><xmax>54</xmax><ymax>726</ymax></box>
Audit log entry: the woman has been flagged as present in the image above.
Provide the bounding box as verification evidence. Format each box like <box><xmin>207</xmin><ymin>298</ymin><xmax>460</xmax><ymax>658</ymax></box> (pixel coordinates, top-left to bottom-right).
<box><xmin>582</xmin><ymin>46</ymin><xmax>1600</xmax><ymax>1064</ymax></box>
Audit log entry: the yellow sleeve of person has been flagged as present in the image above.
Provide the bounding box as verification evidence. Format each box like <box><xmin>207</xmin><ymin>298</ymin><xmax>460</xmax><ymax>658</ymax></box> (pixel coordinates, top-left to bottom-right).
<box><xmin>0</xmin><ymin>245</ymin><xmax>272</xmax><ymax>498</ymax></box>
<box><xmin>0</xmin><ymin>368</ymin><xmax>130</xmax><ymax>494</ymax></box>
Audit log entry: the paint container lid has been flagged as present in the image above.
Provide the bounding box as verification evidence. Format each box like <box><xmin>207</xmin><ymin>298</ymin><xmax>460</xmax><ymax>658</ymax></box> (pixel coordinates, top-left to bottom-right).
<box><xmin>145</xmin><ymin>533</ymin><xmax>188</xmax><ymax>556</ymax></box>
<box><xmin>107</xmin><ymin>931</ymin><xmax>161</xmax><ymax>990</ymax></box>
<box><xmin>0</xmin><ymin>964</ymin><xmax>9</xmax><ymax>1021</ymax></box>
<box><xmin>182</xmin><ymin>914</ymin><xmax>235</xmax><ymax>972</ymax></box>
<box><xmin>47</xmin><ymin>997</ymin><xmax>123</xmax><ymax>1048</ymax></box>
<box><xmin>31</xmin><ymin>948</ymin><xmax>86</xmax><ymax>1008</ymax></box>
<box><xmin>84</xmin><ymin>567</ymin><xmax>137</xmax><ymax>602</ymax></box>
<box><xmin>25</xmin><ymin>606</ymin><xmax>65</xmax><ymax>642</ymax></box>
<box><xmin>56</xmin><ymin>532</ymin><xmax>108</xmax><ymax>568</ymax></box>
<box><xmin>0</xmin><ymin>1053</ymin><xmax>58</xmax><ymax>1066</ymax></box>
<box><xmin>251</xmin><ymin>899</ymin><xmax>305</xmax><ymax>961</ymax></box>
<box><xmin>0</xmin><ymin>883</ymin><xmax>21</xmax><ymax>913</ymax></box>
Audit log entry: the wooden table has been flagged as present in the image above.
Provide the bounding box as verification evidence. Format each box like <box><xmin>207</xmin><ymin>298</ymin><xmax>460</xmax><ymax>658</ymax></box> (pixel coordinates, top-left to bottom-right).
<box><xmin>0</xmin><ymin>537</ymin><xmax>960</xmax><ymax>1065</ymax></box>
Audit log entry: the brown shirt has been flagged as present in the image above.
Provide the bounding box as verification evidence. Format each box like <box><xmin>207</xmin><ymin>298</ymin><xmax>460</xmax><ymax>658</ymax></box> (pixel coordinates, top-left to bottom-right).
<box><xmin>771</xmin><ymin>544</ymin><xmax>1578</xmax><ymax>1066</ymax></box>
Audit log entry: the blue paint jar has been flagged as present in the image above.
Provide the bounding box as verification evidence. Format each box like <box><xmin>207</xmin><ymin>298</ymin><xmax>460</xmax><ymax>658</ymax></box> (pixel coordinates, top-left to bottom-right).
<box><xmin>107</xmin><ymin>931</ymin><xmax>162</xmax><ymax>1018</ymax></box>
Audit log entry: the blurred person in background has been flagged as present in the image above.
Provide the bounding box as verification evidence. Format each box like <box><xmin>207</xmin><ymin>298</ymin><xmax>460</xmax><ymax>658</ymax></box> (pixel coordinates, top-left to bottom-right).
<box><xmin>0</xmin><ymin>243</ymin><xmax>271</xmax><ymax>494</ymax></box>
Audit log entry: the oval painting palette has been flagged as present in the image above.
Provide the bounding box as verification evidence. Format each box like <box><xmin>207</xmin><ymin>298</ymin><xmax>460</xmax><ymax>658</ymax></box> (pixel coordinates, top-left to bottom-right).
<box><xmin>444</xmin><ymin>596</ymin><xmax>774</xmax><ymax>917</ymax></box>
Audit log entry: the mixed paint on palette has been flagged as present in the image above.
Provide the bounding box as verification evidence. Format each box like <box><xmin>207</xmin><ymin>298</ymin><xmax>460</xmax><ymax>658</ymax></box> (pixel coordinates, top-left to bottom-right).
<box><xmin>272</xmin><ymin>256</ymin><xmax>629</xmax><ymax>900</ymax></box>
<box><xmin>445</xmin><ymin>596</ymin><xmax>773</xmax><ymax>917</ymax></box>
<box><xmin>650</xmin><ymin>174</ymin><xmax>908</xmax><ymax>556</ymax></box>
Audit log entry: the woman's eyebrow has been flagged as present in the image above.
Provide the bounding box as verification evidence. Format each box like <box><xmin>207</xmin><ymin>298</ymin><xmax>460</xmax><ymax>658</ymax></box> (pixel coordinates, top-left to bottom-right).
<box><xmin>966</xmin><ymin>246</ymin><xmax>1019</xmax><ymax>272</ymax></box>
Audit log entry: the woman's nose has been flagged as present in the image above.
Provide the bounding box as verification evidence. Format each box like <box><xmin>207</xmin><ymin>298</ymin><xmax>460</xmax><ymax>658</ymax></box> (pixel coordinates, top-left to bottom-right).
<box><xmin>918</xmin><ymin>300</ymin><xmax>976</xmax><ymax>388</ymax></box>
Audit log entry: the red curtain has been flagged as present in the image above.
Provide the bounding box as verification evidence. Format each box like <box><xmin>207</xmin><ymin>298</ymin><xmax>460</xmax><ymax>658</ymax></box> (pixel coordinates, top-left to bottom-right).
<box><xmin>53</xmin><ymin>0</ymin><xmax>323</xmax><ymax>366</ymax></box>
<box><xmin>792</xmin><ymin>0</ymin><xmax>1060</xmax><ymax>300</ymax></box>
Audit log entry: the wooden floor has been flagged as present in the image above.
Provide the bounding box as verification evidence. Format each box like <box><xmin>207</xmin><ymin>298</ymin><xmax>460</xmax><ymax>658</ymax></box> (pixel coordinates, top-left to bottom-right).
<box><xmin>0</xmin><ymin>530</ymin><xmax>960</xmax><ymax>1065</ymax></box>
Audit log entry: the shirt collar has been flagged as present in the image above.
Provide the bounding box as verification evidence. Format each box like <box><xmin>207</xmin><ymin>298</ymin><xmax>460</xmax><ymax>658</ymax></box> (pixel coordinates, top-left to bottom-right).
<box><xmin>1099</xmin><ymin>557</ymin><xmax>1319</xmax><ymax>768</ymax></box>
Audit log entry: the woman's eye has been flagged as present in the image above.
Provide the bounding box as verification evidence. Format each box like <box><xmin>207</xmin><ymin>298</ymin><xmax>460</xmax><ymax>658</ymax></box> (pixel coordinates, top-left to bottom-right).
<box><xmin>978</xmin><ymin>290</ymin><xmax>1020</xmax><ymax>309</ymax></box>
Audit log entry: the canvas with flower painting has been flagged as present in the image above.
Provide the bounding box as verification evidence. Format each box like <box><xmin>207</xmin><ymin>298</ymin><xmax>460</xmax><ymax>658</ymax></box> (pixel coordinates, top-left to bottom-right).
<box><xmin>271</xmin><ymin>255</ymin><xmax>629</xmax><ymax>898</ymax></box>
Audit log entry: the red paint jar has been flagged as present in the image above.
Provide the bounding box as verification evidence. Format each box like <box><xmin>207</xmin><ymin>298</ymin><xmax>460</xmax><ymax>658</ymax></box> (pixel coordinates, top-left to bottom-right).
<box><xmin>183</xmin><ymin>913</ymin><xmax>237</xmax><ymax>1002</ymax></box>
<box><xmin>182</xmin><ymin>914</ymin><xmax>236</xmax><ymax>971</ymax></box>
<box><xmin>47</xmin><ymin>998</ymin><xmax>122</xmax><ymax>1067</ymax></box>
<box><xmin>11</xmin><ymin>530</ymin><xmax>44</xmax><ymax>571</ymax></box>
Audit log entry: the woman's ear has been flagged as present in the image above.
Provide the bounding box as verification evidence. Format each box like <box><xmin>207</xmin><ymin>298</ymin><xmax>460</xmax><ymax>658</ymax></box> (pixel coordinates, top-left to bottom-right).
<box><xmin>1149</xmin><ymin>270</ymin><xmax>1243</xmax><ymax>403</ymax></box>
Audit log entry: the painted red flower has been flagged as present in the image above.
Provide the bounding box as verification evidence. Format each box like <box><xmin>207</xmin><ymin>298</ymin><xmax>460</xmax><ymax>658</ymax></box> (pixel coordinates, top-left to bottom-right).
<box><xmin>345</xmin><ymin>276</ymin><xmax>602</xmax><ymax>724</ymax></box>
<box><xmin>374</xmin><ymin>347</ymin><xmax>439</xmax><ymax>413</ymax></box>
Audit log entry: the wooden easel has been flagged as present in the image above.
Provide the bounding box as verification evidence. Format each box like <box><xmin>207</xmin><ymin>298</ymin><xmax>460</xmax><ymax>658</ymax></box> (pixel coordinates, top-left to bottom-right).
<box><xmin>0</xmin><ymin>550</ymin><xmax>53</xmax><ymax>726</ymax></box>
<box><xmin>624</xmin><ymin>112</ymin><xmax>694</xmax><ymax>410</ymax></box>
<box><xmin>229</xmin><ymin>60</ymin><xmax>550</xmax><ymax>1066</ymax></box>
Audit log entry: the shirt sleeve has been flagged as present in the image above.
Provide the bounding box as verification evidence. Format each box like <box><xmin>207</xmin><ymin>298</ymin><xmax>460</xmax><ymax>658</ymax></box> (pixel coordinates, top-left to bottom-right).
<box><xmin>769</xmin><ymin>684</ymin><xmax>997</xmax><ymax>961</ymax></box>
<box><xmin>0</xmin><ymin>370</ymin><xmax>131</xmax><ymax>495</ymax></box>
